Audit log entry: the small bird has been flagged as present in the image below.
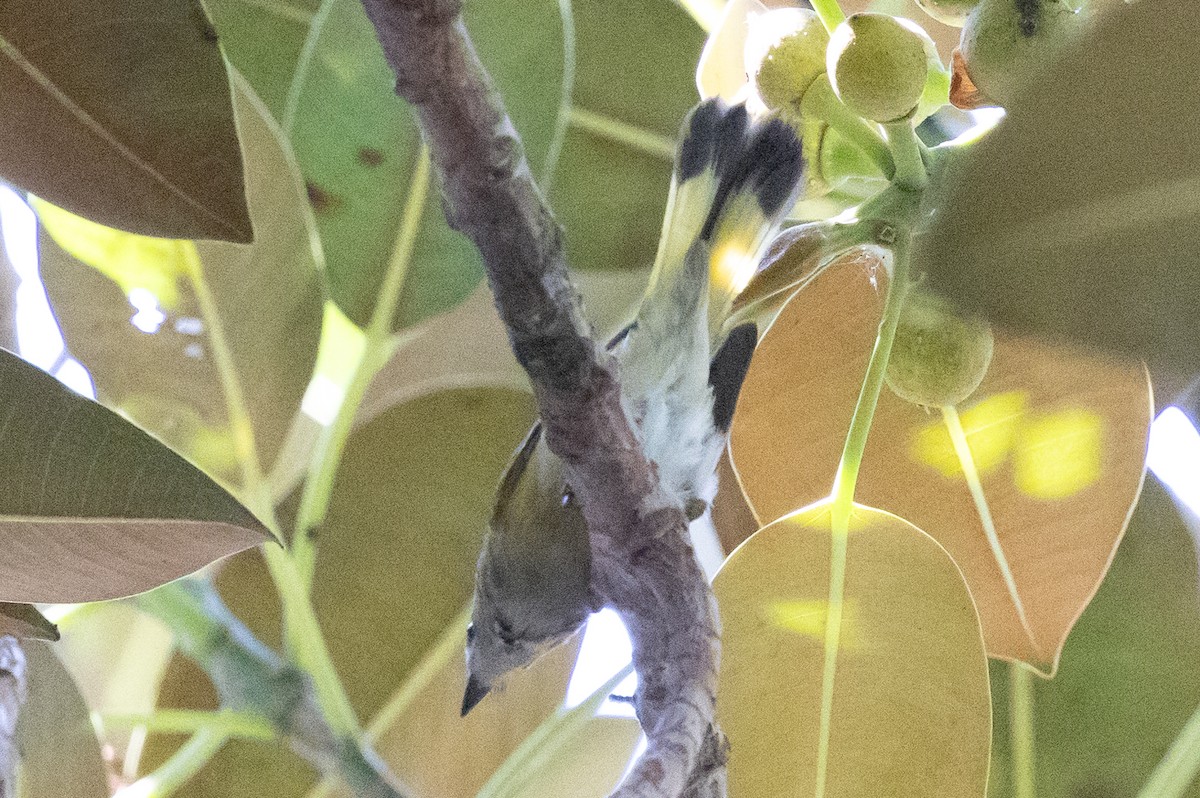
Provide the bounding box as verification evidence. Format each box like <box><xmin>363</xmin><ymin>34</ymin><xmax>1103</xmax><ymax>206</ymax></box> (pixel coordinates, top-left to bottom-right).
<box><xmin>462</xmin><ymin>99</ymin><xmax>805</xmax><ymax>716</ymax></box>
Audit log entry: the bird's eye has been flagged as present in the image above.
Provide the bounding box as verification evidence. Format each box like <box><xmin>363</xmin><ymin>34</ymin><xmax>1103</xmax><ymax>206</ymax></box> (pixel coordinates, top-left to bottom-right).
<box><xmin>494</xmin><ymin>619</ymin><xmax>518</xmax><ymax>645</ymax></box>
<box><xmin>465</xmin><ymin>623</ymin><xmax>476</xmax><ymax>643</ymax></box>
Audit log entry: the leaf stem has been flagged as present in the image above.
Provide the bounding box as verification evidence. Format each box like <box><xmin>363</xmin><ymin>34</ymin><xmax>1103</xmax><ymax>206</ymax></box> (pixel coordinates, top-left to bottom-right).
<box><xmin>884</xmin><ymin>120</ymin><xmax>929</xmax><ymax>191</ymax></box>
<box><xmin>816</xmin><ymin>227</ymin><xmax>912</xmax><ymax>798</ymax></box>
<box><xmin>262</xmin><ymin>545</ymin><xmax>362</xmax><ymax>738</ymax></box>
<box><xmin>1137</xmin><ymin>700</ymin><xmax>1200</xmax><ymax>798</ymax></box>
<box><xmin>478</xmin><ymin>663</ymin><xmax>637</xmax><ymax>798</ymax></box>
<box><xmin>302</xmin><ymin>604</ymin><xmax>471</xmax><ymax>798</ymax></box>
<box><xmin>942</xmin><ymin>405</ymin><xmax>1039</xmax><ymax>652</ymax></box>
<box><xmin>183</xmin><ymin>245</ymin><xmax>274</xmax><ymax>525</ymax></box>
<box><xmin>540</xmin><ymin>0</ymin><xmax>576</xmax><ymax>192</ymax></box>
<box><xmin>810</xmin><ymin>0</ymin><xmax>846</xmax><ymax>34</ymax></box>
<box><xmin>186</xmin><ymin>245</ymin><xmax>366</xmax><ymax>743</ymax></box>
<box><xmin>567</xmin><ymin>106</ymin><xmax>677</xmax><ymax>162</ymax></box>
<box><xmin>138</xmin><ymin>580</ymin><xmax>405</xmax><ymax>797</ymax></box>
<box><xmin>801</xmin><ymin>78</ymin><xmax>895</xmax><ymax>180</ymax></box>
<box><xmin>1010</xmin><ymin>663</ymin><xmax>1037</xmax><ymax>798</ymax></box>
<box><xmin>97</xmin><ymin>709</ymin><xmax>275</xmax><ymax>741</ymax></box>
<box><xmin>112</xmin><ymin>728</ymin><xmax>230</xmax><ymax>798</ymax></box>
<box><xmin>291</xmin><ymin>145</ymin><xmax>431</xmax><ymax>584</ymax></box>
<box><xmin>280</xmin><ymin>0</ymin><xmax>335</xmax><ymax>135</ymax></box>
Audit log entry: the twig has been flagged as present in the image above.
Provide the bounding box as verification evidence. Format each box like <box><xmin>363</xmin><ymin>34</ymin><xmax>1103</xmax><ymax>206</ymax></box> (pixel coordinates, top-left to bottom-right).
<box><xmin>356</xmin><ymin>1</ymin><xmax>723</xmax><ymax>795</ymax></box>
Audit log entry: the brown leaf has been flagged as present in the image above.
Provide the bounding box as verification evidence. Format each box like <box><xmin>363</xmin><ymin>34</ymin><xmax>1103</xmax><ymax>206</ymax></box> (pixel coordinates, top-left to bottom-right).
<box><xmin>0</xmin><ymin>350</ymin><xmax>268</xmax><ymax>604</ymax></box>
<box><xmin>355</xmin><ymin>637</ymin><xmax>583</xmax><ymax>798</ymax></box>
<box><xmin>0</xmin><ymin>0</ymin><xmax>251</xmax><ymax>241</ymax></box>
<box><xmin>711</xmin><ymin>451</ymin><xmax>758</xmax><ymax>555</ymax></box>
<box><xmin>948</xmin><ymin>47</ymin><xmax>992</xmax><ymax>109</ymax></box>
<box><xmin>0</xmin><ymin>606</ymin><xmax>57</xmax><ymax>642</ymax></box>
<box><xmin>731</xmin><ymin>254</ymin><xmax>1151</xmax><ymax>671</ymax></box>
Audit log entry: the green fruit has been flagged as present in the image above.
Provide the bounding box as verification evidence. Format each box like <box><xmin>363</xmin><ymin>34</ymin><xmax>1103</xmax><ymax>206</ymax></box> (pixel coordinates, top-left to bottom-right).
<box><xmin>752</xmin><ymin>8</ymin><xmax>831</xmax><ymax>114</ymax></box>
<box><xmin>827</xmin><ymin>13</ymin><xmax>938</xmax><ymax>123</ymax></box>
<box><xmin>886</xmin><ymin>290</ymin><xmax>995</xmax><ymax>408</ymax></box>
<box><xmin>960</xmin><ymin>0</ymin><xmax>1079</xmax><ymax>106</ymax></box>
<box><xmin>913</xmin><ymin>0</ymin><xmax>982</xmax><ymax>28</ymax></box>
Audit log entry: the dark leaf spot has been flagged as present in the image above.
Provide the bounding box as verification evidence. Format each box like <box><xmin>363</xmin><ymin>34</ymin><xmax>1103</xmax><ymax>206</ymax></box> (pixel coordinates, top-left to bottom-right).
<box><xmin>356</xmin><ymin>147</ymin><xmax>385</xmax><ymax>168</ymax></box>
<box><xmin>306</xmin><ymin>181</ymin><xmax>342</xmax><ymax>214</ymax></box>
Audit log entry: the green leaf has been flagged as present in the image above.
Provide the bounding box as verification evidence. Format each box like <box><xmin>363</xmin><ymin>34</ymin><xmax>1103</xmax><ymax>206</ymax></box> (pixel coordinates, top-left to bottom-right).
<box><xmin>0</xmin><ymin>349</ymin><xmax>268</xmax><ymax>603</ymax></box>
<box><xmin>311</xmin><ymin>388</ymin><xmax>536</xmax><ymax>715</ymax></box>
<box><xmin>988</xmin><ymin>481</ymin><xmax>1200</xmax><ymax>798</ymax></box>
<box><xmin>913</xmin><ymin>0</ymin><xmax>1200</xmax><ymax>376</ymax></box>
<box><xmin>282</xmin><ymin>0</ymin><xmax>564</xmax><ymax>329</ymax></box>
<box><xmin>551</xmin><ymin>0</ymin><xmax>704</xmax><ymax>279</ymax></box>
<box><xmin>202</xmin><ymin>0</ymin><xmax>319</xmax><ymax>118</ymax></box>
<box><xmin>0</xmin><ymin>0</ymin><xmax>251</xmax><ymax>242</ymax></box>
<box><xmin>714</xmin><ymin>501</ymin><xmax>991</xmax><ymax>796</ymax></box>
<box><xmin>37</xmin><ymin>72</ymin><xmax>324</xmax><ymax>489</ymax></box>
<box><xmin>15</xmin><ymin>642</ymin><xmax>108</xmax><ymax>798</ymax></box>
<box><xmin>0</xmin><ymin>606</ymin><xmax>57</xmax><ymax>642</ymax></box>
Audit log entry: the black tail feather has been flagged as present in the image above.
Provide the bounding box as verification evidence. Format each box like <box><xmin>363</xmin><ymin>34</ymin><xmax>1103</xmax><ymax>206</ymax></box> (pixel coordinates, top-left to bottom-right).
<box><xmin>709</xmin><ymin>322</ymin><xmax>759</xmax><ymax>432</ymax></box>
<box><xmin>677</xmin><ymin>103</ymin><xmax>803</xmax><ymax>242</ymax></box>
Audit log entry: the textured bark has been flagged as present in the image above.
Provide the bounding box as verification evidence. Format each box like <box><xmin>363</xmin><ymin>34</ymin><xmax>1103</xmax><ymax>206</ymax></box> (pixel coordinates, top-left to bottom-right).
<box><xmin>356</xmin><ymin>1</ymin><xmax>723</xmax><ymax>795</ymax></box>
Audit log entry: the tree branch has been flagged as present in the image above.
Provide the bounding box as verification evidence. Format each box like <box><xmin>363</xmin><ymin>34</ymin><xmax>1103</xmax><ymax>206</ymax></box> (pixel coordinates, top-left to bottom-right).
<box><xmin>138</xmin><ymin>581</ymin><xmax>406</xmax><ymax>798</ymax></box>
<box><xmin>356</xmin><ymin>1</ymin><xmax>723</xmax><ymax>795</ymax></box>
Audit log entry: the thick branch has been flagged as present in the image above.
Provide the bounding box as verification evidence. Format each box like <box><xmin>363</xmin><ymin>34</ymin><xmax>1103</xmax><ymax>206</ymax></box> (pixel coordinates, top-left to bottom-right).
<box><xmin>357</xmin><ymin>2</ymin><xmax>723</xmax><ymax>795</ymax></box>
<box><xmin>138</xmin><ymin>581</ymin><xmax>405</xmax><ymax>798</ymax></box>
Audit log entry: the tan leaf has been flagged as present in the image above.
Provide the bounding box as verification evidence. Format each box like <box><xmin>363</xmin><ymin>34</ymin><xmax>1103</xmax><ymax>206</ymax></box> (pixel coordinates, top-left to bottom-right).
<box><xmin>0</xmin><ymin>0</ymin><xmax>251</xmax><ymax>241</ymax></box>
<box><xmin>357</xmin><ymin>268</ymin><xmax>648</xmax><ymax>430</ymax></box>
<box><xmin>15</xmin><ymin>642</ymin><xmax>108</xmax><ymax>798</ymax></box>
<box><xmin>0</xmin><ymin>350</ymin><xmax>268</xmax><ymax>604</ymax></box>
<box><xmin>730</xmin><ymin>256</ymin><xmax>1152</xmax><ymax>671</ymax></box>
<box><xmin>714</xmin><ymin>500</ymin><xmax>990</xmax><ymax>796</ymax></box>
<box><xmin>0</xmin><ymin>637</ymin><xmax>25</xmax><ymax>797</ymax></box>
<box><xmin>348</xmin><ymin>637</ymin><xmax>584</xmax><ymax>798</ymax></box>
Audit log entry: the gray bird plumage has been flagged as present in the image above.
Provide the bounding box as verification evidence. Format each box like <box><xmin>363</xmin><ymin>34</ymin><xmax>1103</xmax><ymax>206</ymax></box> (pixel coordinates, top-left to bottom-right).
<box><xmin>463</xmin><ymin>99</ymin><xmax>805</xmax><ymax>715</ymax></box>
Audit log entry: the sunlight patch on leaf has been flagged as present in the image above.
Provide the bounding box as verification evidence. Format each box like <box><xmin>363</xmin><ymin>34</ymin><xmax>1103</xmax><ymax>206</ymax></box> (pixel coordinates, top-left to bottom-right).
<box><xmin>32</xmin><ymin>201</ymin><xmax>189</xmax><ymax>309</ymax></box>
<box><xmin>715</xmin><ymin>501</ymin><xmax>990</xmax><ymax>796</ymax></box>
<box><xmin>1013</xmin><ymin>409</ymin><xmax>1103</xmax><ymax>501</ymax></box>
<box><xmin>912</xmin><ymin>391</ymin><xmax>1028</xmax><ymax>478</ymax></box>
<box><xmin>731</xmin><ymin>255</ymin><xmax>1151</xmax><ymax>672</ymax></box>
<box><xmin>764</xmin><ymin>599</ymin><xmax>862</xmax><ymax>647</ymax></box>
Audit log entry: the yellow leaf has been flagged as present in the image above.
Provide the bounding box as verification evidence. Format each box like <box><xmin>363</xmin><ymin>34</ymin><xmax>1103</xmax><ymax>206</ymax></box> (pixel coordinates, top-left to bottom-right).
<box><xmin>32</xmin><ymin>198</ymin><xmax>191</xmax><ymax>310</ymax></box>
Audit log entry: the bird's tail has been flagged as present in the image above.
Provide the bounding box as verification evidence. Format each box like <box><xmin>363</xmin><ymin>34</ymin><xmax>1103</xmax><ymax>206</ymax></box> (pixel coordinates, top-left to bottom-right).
<box><xmin>640</xmin><ymin>99</ymin><xmax>806</xmax><ymax>346</ymax></box>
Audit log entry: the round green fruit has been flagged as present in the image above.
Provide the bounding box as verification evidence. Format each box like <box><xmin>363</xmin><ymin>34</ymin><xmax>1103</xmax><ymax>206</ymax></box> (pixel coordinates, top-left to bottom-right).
<box><xmin>827</xmin><ymin>13</ymin><xmax>938</xmax><ymax>123</ymax></box>
<box><xmin>886</xmin><ymin>290</ymin><xmax>995</xmax><ymax>408</ymax></box>
<box><xmin>960</xmin><ymin>0</ymin><xmax>1079</xmax><ymax>106</ymax></box>
<box><xmin>913</xmin><ymin>0</ymin><xmax>982</xmax><ymax>28</ymax></box>
<box><xmin>752</xmin><ymin>8</ymin><xmax>830</xmax><ymax>114</ymax></box>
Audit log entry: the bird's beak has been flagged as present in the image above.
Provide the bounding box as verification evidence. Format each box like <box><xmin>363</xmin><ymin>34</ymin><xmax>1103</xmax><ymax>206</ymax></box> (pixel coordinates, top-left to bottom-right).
<box><xmin>461</xmin><ymin>673</ymin><xmax>490</xmax><ymax>716</ymax></box>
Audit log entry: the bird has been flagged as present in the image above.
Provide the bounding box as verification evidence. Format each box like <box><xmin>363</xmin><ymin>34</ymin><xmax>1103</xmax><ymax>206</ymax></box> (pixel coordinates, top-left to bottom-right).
<box><xmin>461</xmin><ymin>98</ymin><xmax>805</xmax><ymax>716</ymax></box>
